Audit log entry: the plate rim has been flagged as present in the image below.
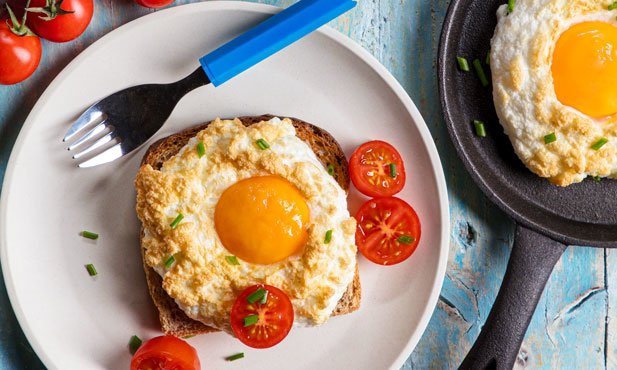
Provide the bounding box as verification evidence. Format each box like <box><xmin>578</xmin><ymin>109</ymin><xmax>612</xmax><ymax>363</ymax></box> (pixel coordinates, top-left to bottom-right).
<box><xmin>0</xmin><ymin>2</ymin><xmax>450</xmax><ymax>368</ymax></box>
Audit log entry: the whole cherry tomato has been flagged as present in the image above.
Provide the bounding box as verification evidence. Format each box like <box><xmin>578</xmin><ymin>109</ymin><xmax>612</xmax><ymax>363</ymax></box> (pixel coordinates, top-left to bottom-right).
<box><xmin>0</xmin><ymin>6</ymin><xmax>42</xmax><ymax>85</ymax></box>
<box><xmin>134</xmin><ymin>0</ymin><xmax>175</xmax><ymax>9</ymax></box>
<box><xmin>24</xmin><ymin>0</ymin><xmax>94</xmax><ymax>42</ymax></box>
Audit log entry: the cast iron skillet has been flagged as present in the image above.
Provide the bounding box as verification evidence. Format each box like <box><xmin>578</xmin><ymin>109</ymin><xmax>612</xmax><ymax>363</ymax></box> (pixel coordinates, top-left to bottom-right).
<box><xmin>438</xmin><ymin>0</ymin><xmax>617</xmax><ymax>369</ymax></box>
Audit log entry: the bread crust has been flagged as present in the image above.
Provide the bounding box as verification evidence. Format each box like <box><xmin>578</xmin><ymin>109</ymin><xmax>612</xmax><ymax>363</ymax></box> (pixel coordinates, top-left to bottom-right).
<box><xmin>139</xmin><ymin>115</ymin><xmax>360</xmax><ymax>337</ymax></box>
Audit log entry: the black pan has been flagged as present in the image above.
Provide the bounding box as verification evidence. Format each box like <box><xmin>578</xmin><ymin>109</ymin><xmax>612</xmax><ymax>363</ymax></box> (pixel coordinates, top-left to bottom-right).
<box><xmin>438</xmin><ymin>0</ymin><xmax>617</xmax><ymax>369</ymax></box>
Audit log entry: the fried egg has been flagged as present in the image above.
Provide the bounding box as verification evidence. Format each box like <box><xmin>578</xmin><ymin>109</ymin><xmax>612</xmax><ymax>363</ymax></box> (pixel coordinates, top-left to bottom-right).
<box><xmin>135</xmin><ymin>117</ymin><xmax>357</xmax><ymax>333</ymax></box>
<box><xmin>491</xmin><ymin>0</ymin><xmax>617</xmax><ymax>186</ymax></box>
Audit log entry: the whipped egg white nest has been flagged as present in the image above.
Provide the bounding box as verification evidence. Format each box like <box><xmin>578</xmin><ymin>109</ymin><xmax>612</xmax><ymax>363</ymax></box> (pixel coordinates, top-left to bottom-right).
<box><xmin>135</xmin><ymin>117</ymin><xmax>357</xmax><ymax>333</ymax></box>
<box><xmin>491</xmin><ymin>0</ymin><xmax>617</xmax><ymax>186</ymax></box>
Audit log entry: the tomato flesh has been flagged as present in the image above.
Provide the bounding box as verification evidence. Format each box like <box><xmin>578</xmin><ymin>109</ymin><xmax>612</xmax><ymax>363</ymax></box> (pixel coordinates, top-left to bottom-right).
<box><xmin>349</xmin><ymin>140</ymin><xmax>406</xmax><ymax>197</ymax></box>
<box><xmin>0</xmin><ymin>22</ymin><xmax>41</xmax><ymax>85</ymax></box>
<box><xmin>355</xmin><ymin>197</ymin><xmax>421</xmax><ymax>265</ymax></box>
<box><xmin>230</xmin><ymin>284</ymin><xmax>294</xmax><ymax>349</ymax></box>
<box><xmin>130</xmin><ymin>336</ymin><xmax>200</xmax><ymax>370</ymax></box>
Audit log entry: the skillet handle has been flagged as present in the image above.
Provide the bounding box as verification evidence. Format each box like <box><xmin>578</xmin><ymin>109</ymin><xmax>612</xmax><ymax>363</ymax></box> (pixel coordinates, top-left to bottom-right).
<box><xmin>459</xmin><ymin>224</ymin><xmax>567</xmax><ymax>370</ymax></box>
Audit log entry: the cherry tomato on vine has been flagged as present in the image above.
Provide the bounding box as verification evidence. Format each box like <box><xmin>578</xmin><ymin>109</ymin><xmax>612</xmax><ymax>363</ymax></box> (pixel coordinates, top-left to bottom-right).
<box><xmin>349</xmin><ymin>140</ymin><xmax>406</xmax><ymax>197</ymax></box>
<box><xmin>25</xmin><ymin>0</ymin><xmax>94</xmax><ymax>42</ymax></box>
<box><xmin>0</xmin><ymin>6</ymin><xmax>42</xmax><ymax>85</ymax></box>
<box><xmin>130</xmin><ymin>336</ymin><xmax>200</xmax><ymax>370</ymax></box>
<box><xmin>134</xmin><ymin>0</ymin><xmax>175</xmax><ymax>9</ymax></box>
<box><xmin>355</xmin><ymin>197</ymin><xmax>421</xmax><ymax>266</ymax></box>
<box><xmin>230</xmin><ymin>284</ymin><xmax>294</xmax><ymax>349</ymax></box>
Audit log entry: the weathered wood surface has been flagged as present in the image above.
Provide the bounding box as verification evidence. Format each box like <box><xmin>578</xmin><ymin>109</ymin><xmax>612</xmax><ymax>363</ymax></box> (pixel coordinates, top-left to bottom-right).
<box><xmin>0</xmin><ymin>0</ymin><xmax>614</xmax><ymax>369</ymax></box>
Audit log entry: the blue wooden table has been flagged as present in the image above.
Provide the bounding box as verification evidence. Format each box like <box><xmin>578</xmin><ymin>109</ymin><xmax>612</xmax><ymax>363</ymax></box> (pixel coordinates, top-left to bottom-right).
<box><xmin>0</xmin><ymin>0</ymin><xmax>614</xmax><ymax>369</ymax></box>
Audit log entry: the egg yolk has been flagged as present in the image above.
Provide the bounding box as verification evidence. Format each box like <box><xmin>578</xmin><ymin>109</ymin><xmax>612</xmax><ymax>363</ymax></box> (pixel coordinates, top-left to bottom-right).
<box><xmin>552</xmin><ymin>21</ymin><xmax>617</xmax><ymax>118</ymax></box>
<box><xmin>214</xmin><ymin>176</ymin><xmax>310</xmax><ymax>265</ymax></box>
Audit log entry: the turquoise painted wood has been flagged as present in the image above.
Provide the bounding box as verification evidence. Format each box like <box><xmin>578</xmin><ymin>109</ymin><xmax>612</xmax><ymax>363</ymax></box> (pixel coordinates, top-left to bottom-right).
<box><xmin>0</xmin><ymin>0</ymin><xmax>614</xmax><ymax>369</ymax></box>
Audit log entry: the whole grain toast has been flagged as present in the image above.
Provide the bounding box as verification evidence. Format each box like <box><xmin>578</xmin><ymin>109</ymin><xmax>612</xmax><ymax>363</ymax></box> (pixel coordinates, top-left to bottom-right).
<box><xmin>139</xmin><ymin>115</ymin><xmax>361</xmax><ymax>337</ymax></box>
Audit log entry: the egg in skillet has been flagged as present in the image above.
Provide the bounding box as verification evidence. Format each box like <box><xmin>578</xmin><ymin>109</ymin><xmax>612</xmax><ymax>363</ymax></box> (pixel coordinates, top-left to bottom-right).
<box><xmin>491</xmin><ymin>0</ymin><xmax>617</xmax><ymax>186</ymax></box>
<box><xmin>134</xmin><ymin>117</ymin><xmax>357</xmax><ymax>333</ymax></box>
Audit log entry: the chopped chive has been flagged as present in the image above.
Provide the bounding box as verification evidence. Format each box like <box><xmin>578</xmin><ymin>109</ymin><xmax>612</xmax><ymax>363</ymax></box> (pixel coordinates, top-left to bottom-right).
<box><xmin>197</xmin><ymin>142</ymin><xmax>206</xmax><ymax>158</ymax></box>
<box><xmin>592</xmin><ymin>175</ymin><xmax>602</xmax><ymax>182</ymax></box>
<box><xmin>507</xmin><ymin>0</ymin><xmax>515</xmax><ymax>13</ymax></box>
<box><xmin>128</xmin><ymin>335</ymin><xmax>142</xmax><ymax>354</ymax></box>
<box><xmin>485</xmin><ymin>51</ymin><xmax>490</xmax><ymax>65</ymax></box>
<box><xmin>324</xmin><ymin>229</ymin><xmax>333</xmax><ymax>244</ymax></box>
<box><xmin>85</xmin><ymin>264</ymin><xmax>97</xmax><ymax>276</ymax></box>
<box><xmin>456</xmin><ymin>56</ymin><xmax>470</xmax><ymax>72</ymax></box>
<box><xmin>591</xmin><ymin>138</ymin><xmax>608</xmax><ymax>151</ymax></box>
<box><xmin>397</xmin><ymin>235</ymin><xmax>415</xmax><ymax>244</ymax></box>
<box><xmin>473</xmin><ymin>59</ymin><xmax>489</xmax><ymax>87</ymax></box>
<box><xmin>243</xmin><ymin>314</ymin><xmax>259</xmax><ymax>327</ymax></box>
<box><xmin>389</xmin><ymin>163</ymin><xmax>397</xmax><ymax>178</ymax></box>
<box><xmin>609</xmin><ymin>2</ymin><xmax>617</xmax><ymax>10</ymax></box>
<box><xmin>170</xmin><ymin>213</ymin><xmax>184</xmax><ymax>229</ymax></box>
<box><xmin>225</xmin><ymin>255</ymin><xmax>240</xmax><ymax>265</ymax></box>
<box><xmin>327</xmin><ymin>163</ymin><xmax>335</xmax><ymax>176</ymax></box>
<box><xmin>260</xmin><ymin>290</ymin><xmax>268</xmax><ymax>304</ymax></box>
<box><xmin>256</xmin><ymin>138</ymin><xmax>270</xmax><ymax>150</ymax></box>
<box><xmin>183</xmin><ymin>335</ymin><xmax>195</xmax><ymax>339</ymax></box>
<box><xmin>226</xmin><ymin>353</ymin><xmax>245</xmax><ymax>362</ymax></box>
<box><xmin>473</xmin><ymin>120</ymin><xmax>486</xmax><ymax>137</ymax></box>
<box><xmin>81</xmin><ymin>231</ymin><xmax>99</xmax><ymax>240</ymax></box>
<box><xmin>247</xmin><ymin>288</ymin><xmax>267</xmax><ymax>304</ymax></box>
<box><xmin>164</xmin><ymin>255</ymin><xmax>176</xmax><ymax>269</ymax></box>
<box><xmin>544</xmin><ymin>132</ymin><xmax>557</xmax><ymax>144</ymax></box>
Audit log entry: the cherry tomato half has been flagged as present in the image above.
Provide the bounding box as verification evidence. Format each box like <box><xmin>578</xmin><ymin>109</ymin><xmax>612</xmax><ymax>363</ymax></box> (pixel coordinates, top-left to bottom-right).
<box><xmin>349</xmin><ymin>140</ymin><xmax>406</xmax><ymax>197</ymax></box>
<box><xmin>130</xmin><ymin>335</ymin><xmax>200</xmax><ymax>370</ymax></box>
<box><xmin>25</xmin><ymin>0</ymin><xmax>94</xmax><ymax>43</ymax></box>
<box><xmin>0</xmin><ymin>18</ymin><xmax>42</xmax><ymax>85</ymax></box>
<box><xmin>355</xmin><ymin>197</ymin><xmax>421</xmax><ymax>266</ymax></box>
<box><xmin>134</xmin><ymin>0</ymin><xmax>175</xmax><ymax>9</ymax></box>
<box><xmin>230</xmin><ymin>284</ymin><xmax>294</xmax><ymax>349</ymax></box>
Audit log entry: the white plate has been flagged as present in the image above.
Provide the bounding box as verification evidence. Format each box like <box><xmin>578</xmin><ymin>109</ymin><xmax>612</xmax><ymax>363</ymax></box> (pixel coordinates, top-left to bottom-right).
<box><xmin>0</xmin><ymin>2</ymin><xmax>449</xmax><ymax>369</ymax></box>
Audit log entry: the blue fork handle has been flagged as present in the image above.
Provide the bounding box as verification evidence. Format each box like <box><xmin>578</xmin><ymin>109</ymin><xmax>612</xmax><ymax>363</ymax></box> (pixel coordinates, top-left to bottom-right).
<box><xmin>199</xmin><ymin>0</ymin><xmax>357</xmax><ymax>87</ymax></box>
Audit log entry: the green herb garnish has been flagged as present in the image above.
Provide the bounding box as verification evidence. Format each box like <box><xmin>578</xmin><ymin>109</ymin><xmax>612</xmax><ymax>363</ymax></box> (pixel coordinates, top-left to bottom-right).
<box><xmin>85</xmin><ymin>264</ymin><xmax>97</xmax><ymax>276</ymax></box>
<box><xmin>591</xmin><ymin>138</ymin><xmax>608</xmax><ymax>151</ymax></box>
<box><xmin>397</xmin><ymin>235</ymin><xmax>415</xmax><ymax>244</ymax></box>
<box><xmin>81</xmin><ymin>231</ymin><xmax>99</xmax><ymax>240</ymax></box>
<box><xmin>243</xmin><ymin>314</ymin><xmax>259</xmax><ymax>327</ymax></box>
<box><xmin>256</xmin><ymin>138</ymin><xmax>270</xmax><ymax>150</ymax></box>
<box><xmin>473</xmin><ymin>120</ymin><xmax>486</xmax><ymax>137</ymax></box>
<box><xmin>544</xmin><ymin>133</ymin><xmax>557</xmax><ymax>144</ymax></box>
<box><xmin>226</xmin><ymin>255</ymin><xmax>240</xmax><ymax>265</ymax></box>
<box><xmin>170</xmin><ymin>213</ymin><xmax>184</xmax><ymax>229</ymax></box>
<box><xmin>456</xmin><ymin>57</ymin><xmax>470</xmax><ymax>72</ymax></box>
<box><xmin>128</xmin><ymin>335</ymin><xmax>142</xmax><ymax>355</ymax></box>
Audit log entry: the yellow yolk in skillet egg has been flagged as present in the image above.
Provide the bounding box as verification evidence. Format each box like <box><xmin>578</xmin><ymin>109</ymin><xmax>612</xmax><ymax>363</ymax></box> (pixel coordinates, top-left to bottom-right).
<box><xmin>214</xmin><ymin>175</ymin><xmax>310</xmax><ymax>265</ymax></box>
<box><xmin>552</xmin><ymin>21</ymin><xmax>617</xmax><ymax>118</ymax></box>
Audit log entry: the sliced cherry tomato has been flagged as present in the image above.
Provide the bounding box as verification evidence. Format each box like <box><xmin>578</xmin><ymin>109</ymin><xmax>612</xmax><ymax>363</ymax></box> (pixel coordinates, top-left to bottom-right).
<box><xmin>349</xmin><ymin>140</ymin><xmax>406</xmax><ymax>197</ymax></box>
<box><xmin>355</xmin><ymin>197</ymin><xmax>421</xmax><ymax>266</ymax></box>
<box><xmin>0</xmin><ymin>8</ymin><xmax>42</xmax><ymax>85</ymax></box>
<box><xmin>130</xmin><ymin>335</ymin><xmax>200</xmax><ymax>370</ymax></box>
<box><xmin>134</xmin><ymin>0</ymin><xmax>174</xmax><ymax>9</ymax></box>
<box><xmin>230</xmin><ymin>284</ymin><xmax>294</xmax><ymax>349</ymax></box>
<box><xmin>23</xmin><ymin>0</ymin><xmax>94</xmax><ymax>43</ymax></box>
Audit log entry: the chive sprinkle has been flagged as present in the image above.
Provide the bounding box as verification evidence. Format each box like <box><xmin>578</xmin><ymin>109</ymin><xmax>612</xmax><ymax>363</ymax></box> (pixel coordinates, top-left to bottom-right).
<box><xmin>592</xmin><ymin>175</ymin><xmax>602</xmax><ymax>182</ymax></box>
<box><xmin>544</xmin><ymin>132</ymin><xmax>557</xmax><ymax>144</ymax></box>
<box><xmin>164</xmin><ymin>255</ymin><xmax>175</xmax><ymax>269</ymax></box>
<box><xmin>243</xmin><ymin>314</ymin><xmax>259</xmax><ymax>327</ymax></box>
<box><xmin>197</xmin><ymin>142</ymin><xmax>206</xmax><ymax>158</ymax></box>
<box><xmin>225</xmin><ymin>255</ymin><xmax>240</xmax><ymax>265</ymax></box>
<box><xmin>473</xmin><ymin>59</ymin><xmax>489</xmax><ymax>87</ymax></box>
<box><xmin>256</xmin><ymin>138</ymin><xmax>270</xmax><ymax>150</ymax></box>
<box><xmin>81</xmin><ymin>231</ymin><xmax>99</xmax><ymax>240</ymax></box>
<box><xmin>507</xmin><ymin>0</ymin><xmax>515</xmax><ymax>13</ymax></box>
<box><xmin>327</xmin><ymin>163</ymin><xmax>335</xmax><ymax>176</ymax></box>
<box><xmin>85</xmin><ymin>264</ymin><xmax>97</xmax><ymax>276</ymax></box>
<box><xmin>591</xmin><ymin>138</ymin><xmax>609</xmax><ymax>151</ymax></box>
<box><xmin>473</xmin><ymin>120</ymin><xmax>487</xmax><ymax>137</ymax></box>
<box><xmin>456</xmin><ymin>56</ymin><xmax>470</xmax><ymax>72</ymax></box>
<box><xmin>609</xmin><ymin>2</ymin><xmax>617</xmax><ymax>10</ymax></box>
<box><xmin>225</xmin><ymin>353</ymin><xmax>245</xmax><ymax>362</ymax></box>
<box><xmin>128</xmin><ymin>335</ymin><xmax>142</xmax><ymax>355</ymax></box>
<box><xmin>324</xmin><ymin>229</ymin><xmax>333</xmax><ymax>244</ymax></box>
<box><xmin>260</xmin><ymin>290</ymin><xmax>268</xmax><ymax>304</ymax></box>
<box><xmin>247</xmin><ymin>288</ymin><xmax>267</xmax><ymax>304</ymax></box>
<box><xmin>183</xmin><ymin>335</ymin><xmax>195</xmax><ymax>339</ymax></box>
<box><xmin>389</xmin><ymin>163</ymin><xmax>397</xmax><ymax>178</ymax></box>
<box><xmin>485</xmin><ymin>51</ymin><xmax>491</xmax><ymax>65</ymax></box>
<box><xmin>170</xmin><ymin>213</ymin><xmax>184</xmax><ymax>229</ymax></box>
<box><xmin>397</xmin><ymin>235</ymin><xmax>415</xmax><ymax>244</ymax></box>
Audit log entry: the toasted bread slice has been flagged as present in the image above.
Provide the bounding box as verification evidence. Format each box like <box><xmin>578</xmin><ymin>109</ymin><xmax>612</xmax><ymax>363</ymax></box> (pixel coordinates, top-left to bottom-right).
<box><xmin>139</xmin><ymin>115</ymin><xmax>361</xmax><ymax>337</ymax></box>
